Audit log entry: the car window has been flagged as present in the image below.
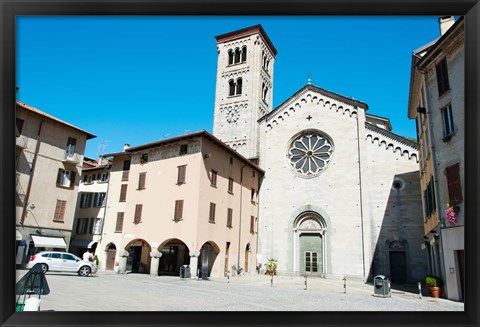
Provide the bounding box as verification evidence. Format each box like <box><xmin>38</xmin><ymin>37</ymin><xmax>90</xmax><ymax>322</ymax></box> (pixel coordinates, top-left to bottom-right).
<box><xmin>62</xmin><ymin>254</ymin><xmax>76</xmax><ymax>261</ymax></box>
<box><xmin>41</xmin><ymin>253</ymin><xmax>51</xmax><ymax>258</ymax></box>
<box><xmin>51</xmin><ymin>253</ymin><xmax>61</xmax><ymax>259</ymax></box>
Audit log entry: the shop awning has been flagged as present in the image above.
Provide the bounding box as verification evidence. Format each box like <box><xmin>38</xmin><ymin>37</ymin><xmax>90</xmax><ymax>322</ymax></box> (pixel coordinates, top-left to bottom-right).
<box><xmin>31</xmin><ymin>235</ymin><xmax>67</xmax><ymax>249</ymax></box>
<box><xmin>70</xmin><ymin>239</ymin><xmax>96</xmax><ymax>249</ymax></box>
<box><xmin>16</xmin><ymin>230</ymin><xmax>23</xmax><ymax>241</ymax></box>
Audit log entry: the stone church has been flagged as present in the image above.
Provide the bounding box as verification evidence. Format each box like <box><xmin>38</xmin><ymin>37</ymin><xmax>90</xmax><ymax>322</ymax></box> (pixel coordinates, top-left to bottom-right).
<box><xmin>213</xmin><ymin>25</ymin><xmax>428</xmax><ymax>282</ymax></box>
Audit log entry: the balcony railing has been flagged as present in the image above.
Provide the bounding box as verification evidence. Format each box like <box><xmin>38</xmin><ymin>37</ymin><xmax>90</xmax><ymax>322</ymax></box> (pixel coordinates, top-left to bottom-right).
<box><xmin>16</xmin><ymin>135</ymin><xmax>28</xmax><ymax>149</ymax></box>
<box><xmin>63</xmin><ymin>145</ymin><xmax>80</xmax><ymax>164</ymax></box>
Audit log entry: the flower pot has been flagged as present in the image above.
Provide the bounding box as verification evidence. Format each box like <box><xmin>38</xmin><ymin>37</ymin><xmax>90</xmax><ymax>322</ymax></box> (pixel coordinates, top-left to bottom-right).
<box><xmin>430</xmin><ymin>286</ymin><xmax>442</xmax><ymax>298</ymax></box>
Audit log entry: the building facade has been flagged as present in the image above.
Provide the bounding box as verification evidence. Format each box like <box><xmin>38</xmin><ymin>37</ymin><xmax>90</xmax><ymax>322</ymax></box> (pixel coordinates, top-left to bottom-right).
<box><xmin>97</xmin><ymin>132</ymin><xmax>263</xmax><ymax>279</ymax></box>
<box><xmin>15</xmin><ymin>101</ymin><xmax>95</xmax><ymax>267</ymax></box>
<box><xmin>213</xmin><ymin>26</ymin><xmax>428</xmax><ymax>282</ymax></box>
<box><xmin>408</xmin><ymin>16</ymin><xmax>465</xmax><ymax>301</ymax></box>
<box><xmin>69</xmin><ymin>157</ymin><xmax>111</xmax><ymax>257</ymax></box>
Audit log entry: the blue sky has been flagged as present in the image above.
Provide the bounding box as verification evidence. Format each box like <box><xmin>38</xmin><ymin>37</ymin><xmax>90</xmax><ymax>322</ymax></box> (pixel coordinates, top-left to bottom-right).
<box><xmin>16</xmin><ymin>16</ymin><xmax>442</xmax><ymax>158</ymax></box>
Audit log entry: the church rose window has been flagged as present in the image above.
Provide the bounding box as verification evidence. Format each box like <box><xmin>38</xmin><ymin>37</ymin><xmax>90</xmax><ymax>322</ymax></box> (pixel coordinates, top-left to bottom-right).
<box><xmin>287</xmin><ymin>130</ymin><xmax>334</xmax><ymax>177</ymax></box>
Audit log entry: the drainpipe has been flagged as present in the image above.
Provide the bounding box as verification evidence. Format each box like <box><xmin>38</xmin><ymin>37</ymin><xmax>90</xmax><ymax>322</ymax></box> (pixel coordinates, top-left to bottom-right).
<box><xmin>237</xmin><ymin>165</ymin><xmax>247</xmax><ymax>270</ymax></box>
<box><xmin>355</xmin><ymin>105</ymin><xmax>367</xmax><ymax>278</ymax></box>
<box><xmin>20</xmin><ymin>119</ymin><xmax>45</xmax><ymax>225</ymax></box>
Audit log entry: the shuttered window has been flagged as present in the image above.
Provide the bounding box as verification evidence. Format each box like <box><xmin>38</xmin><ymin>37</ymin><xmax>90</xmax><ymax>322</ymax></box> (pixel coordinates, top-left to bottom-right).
<box><xmin>174</xmin><ymin>200</ymin><xmax>184</xmax><ymax>222</ymax></box>
<box><xmin>211</xmin><ymin>170</ymin><xmax>217</xmax><ymax>187</ymax></box>
<box><xmin>56</xmin><ymin>169</ymin><xmax>76</xmax><ymax>189</ymax></box>
<box><xmin>115</xmin><ymin>212</ymin><xmax>124</xmax><ymax>232</ymax></box>
<box><xmin>138</xmin><ymin>172</ymin><xmax>146</xmax><ymax>190</ymax></box>
<box><xmin>446</xmin><ymin>163</ymin><xmax>462</xmax><ymax>203</ymax></box>
<box><xmin>228</xmin><ymin>178</ymin><xmax>234</xmax><ymax>194</ymax></box>
<box><xmin>227</xmin><ymin>208</ymin><xmax>233</xmax><ymax>228</ymax></box>
<box><xmin>423</xmin><ymin>176</ymin><xmax>437</xmax><ymax>218</ymax></box>
<box><xmin>134</xmin><ymin>204</ymin><xmax>143</xmax><ymax>224</ymax></box>
<box><xmin>119</xmin><ymin>184</ymin><xmax>128</xmax><ymax>202</ymax></box>
<box><xmin>250</xmin><ymin>216</ymin><xmax>255</xmax><ymax>234</ymax></box>
<box><xmin>435</xmin><ymin>57</ymin><xmax>450</xmax><ymax>96</ymax></box>
<box><xmin>209</xmin><ymin>202</ymin><xmax>216</xmax><ymax>223</ymax></box>
<box><xmin>177</xmin><ymin>165</ymin><xmax>186</xmax><ymax>184</ymax></box>
<box><xmin>53</xmin><ymin>200</ymin><xmax>67</xmax><ymax>222</ymax></box>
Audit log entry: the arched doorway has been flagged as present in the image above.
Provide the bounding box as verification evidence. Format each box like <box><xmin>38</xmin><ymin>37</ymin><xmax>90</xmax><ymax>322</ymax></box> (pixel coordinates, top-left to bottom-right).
<box><xmin>244</xmin><ymin>243</ymin><xmax>251</xmax><ymax>273</ymax></box>
<box><xmin>125</xmin><ymin>239</ymin><xmax>151</xmax><ymax>274</ymax></box>
<box><xmin>294</xmin><ymin>212</ymin><xmax>327</xmax><ymax>276</ymax></box>
<box><xmin>157</xmin><ymin>238</ymin><xmax>190</xmax><ymax>276</ymax></box>
<box><xmin>105</xmin><ymin>243</ymin><xmax>116</xmax><ymax>271</ymax></box>
<box><xmin>198</xmin><ymin>241</ymin><xmax>220</xmax><ymax>279</ymax></box>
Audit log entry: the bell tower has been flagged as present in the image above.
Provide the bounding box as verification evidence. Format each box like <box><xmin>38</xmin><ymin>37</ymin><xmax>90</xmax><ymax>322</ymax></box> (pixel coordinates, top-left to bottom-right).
<box><xmin>212</xmin><ymin>25</ymin><xmax>277</xmax><ymax>160</ymax></box>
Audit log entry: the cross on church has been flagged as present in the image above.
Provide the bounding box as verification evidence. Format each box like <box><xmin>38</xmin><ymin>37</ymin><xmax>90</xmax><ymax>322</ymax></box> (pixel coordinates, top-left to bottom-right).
<box><xmin>306</xmin><ymin>115</ymin><xmax>313</xmax><ymax>121</ymax></box>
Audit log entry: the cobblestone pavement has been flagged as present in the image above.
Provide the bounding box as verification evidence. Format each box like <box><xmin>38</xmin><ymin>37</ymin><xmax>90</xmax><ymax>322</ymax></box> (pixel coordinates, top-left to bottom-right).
<box><xmin>15</xmin><ymin>269</ymin><xmax>464</xmax><ymax>311</ymax></box>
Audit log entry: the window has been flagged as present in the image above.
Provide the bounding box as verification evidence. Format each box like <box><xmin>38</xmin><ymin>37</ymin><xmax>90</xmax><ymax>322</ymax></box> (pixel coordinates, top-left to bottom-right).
<box><xmin>441</xmin><ymin>104</ymin><xmax>455</xmax><ymax>139</ymax></box>
<box><xmin>93</xmin><ymin>218</ymin><xmax>102</xmax><ymax>234</ymax></box>
<box><xmin>134</xmin><ymin>204</ymin><xmax>143</xmax><ymax>224</ymax></box>
<box><xmin>138</xmin><ymin>172</ymin><xmax>146</xmax><ymax>190</ymax></box>
<box><xmin>53</xmin><ymin>200</ymin><xmax>67</xmax><ymax>222</ymax></box>
<box><xmin>211</xmin><ymin>170</ymin><xmax>218</xmax><ymax>187</ymax></box>
<box><xmin>228</xmin><ymin>79</ymin><xmax>243</xmax><ymax>96</ymax></box>
<box><xmin>251</xmin><ymin>189</ymin><xmax>256</xmax><ymax>203</ymax></box>
<box><xmin>62</xmin><ymin>253</ymin><xmax>76</xmax><ymax>261</ymax></box>
<box><xmin>16</xmin><ymin>118</ymin><xmax>24</xmax><ymax>137</ymax></box>
<box><xmin>446</xmin><ymin>163</ymin><xmax>462</xmax><ymax>204</ymax></box>
<box><xmin>115</xmin><ymin>212</ymin><xmax>124</xmax><ymax>232</ymax></box>
<box><xmin>180</xmin><ymin>144</ymin><xmax>188</xmax><ymax>155</ymax></box>
<box><xmin>56</xmin><ymin>168</ymin><xmax>76</xmax><ymax>188</ymax></box>
<box><xmin>423</xmin><ymin>176</ymin><xmax>437</xmax><ymax>219</ymax></box>
<box><xmin>241</xmin><ymin>46</ymin><xmax>247</xmax><ymax>62</ymax></box>
<box><xmin>228</xmin><ymin>178</ymin><xmax>234</xmax><ymax>194</ymax></box>
<box><xmin>80</xmin><ymin>193</ymin><xmax>92</xmax><ymax>208</ymax></box>
<box><xmin>174</xmin><ymin>200</ymin><xmax>184</xmax><ymax>222</ymax></box>
<box><xmin>228</xmin><ymin>50</ymin><xmax>234</xmax><ymax>65</ymax></box>
<box><xmin>122</xmin><ymin>160</ymin><xmax>131</xmax><ymax>181</ymax></box>
<box><xmin>140</xmin><ymin>153</ymin><xmax>148</xmax><ymax>164</ymax></box>
<box><xmin>227</xmin><ymin>208</ymin><xmax>233</xmax><ymax>228</ymax></box>
<box><xmin>66</xmin><ymin>137</ymin><xmax>76</xmax><ymax>156</ymax></box>
<box><xmin>177</xmin><ymin>165</ymin><xmax>186</xmax><ymax>184</ymax></box>
<box><xmin>93</xmin><ymin>192</ymin><xmax>106</xmax><ymax>207</ymax></box>
<box><xmin>436</xmin><ymin>57</ymin><xmax>450</xmax><ymax>96</ymax></box>
<box><xmin>250</xmin><ymin>216</ymin><xmax>255</xmax><ymax>234</ymax></box>
<box><xmin>119</xmin><ymin>184</ymin><xmax>128</xmax><ymax>202</ymax></box>
<box><xmin>209</xmin><ymin>202</ymin><xmax>216</xmax><ymax>223</ymax></box>
<box><xmin>100</xmin><ymin>172</ymin><xmax>109</xmax><ymax>182</ymax></box>
<box><xmin>234</xmin><ymin>48</ymin><xmax>241</xmax><ymax>63</ymax></box>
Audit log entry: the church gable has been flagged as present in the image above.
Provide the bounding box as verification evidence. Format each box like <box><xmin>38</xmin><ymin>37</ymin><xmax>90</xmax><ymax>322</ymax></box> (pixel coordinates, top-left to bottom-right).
<box><xmin>260</xmin><ymin>84</ymin><xmax>367</xmax><ymax>132</ymax></box>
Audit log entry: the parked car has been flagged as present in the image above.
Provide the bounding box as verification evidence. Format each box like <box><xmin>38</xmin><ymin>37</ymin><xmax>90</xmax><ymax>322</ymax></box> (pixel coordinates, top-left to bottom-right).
<box><xmin>26</xmin><ymin>251</ymin><xmax>97</xmax><ymax>277</ymax></box>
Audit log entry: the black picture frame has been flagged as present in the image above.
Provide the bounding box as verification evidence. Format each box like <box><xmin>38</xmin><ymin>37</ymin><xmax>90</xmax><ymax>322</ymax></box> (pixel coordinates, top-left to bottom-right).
<box><xmin>1</xmin><ymin>1</ymin><xmax>478</xmax><ymax>326</ymax></box>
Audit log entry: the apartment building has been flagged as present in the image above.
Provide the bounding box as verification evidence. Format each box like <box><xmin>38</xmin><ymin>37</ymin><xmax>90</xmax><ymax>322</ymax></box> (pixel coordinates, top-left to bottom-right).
<box><xmin>15</xmin><ymin>101</ymin><xmax>96</xmax><ymax>267</ymax></box>
<box><xmin>69</xmin><ymin>157</ymin><xmax>111</xmax><ymax>257</ymax></box>
<box><xmin>408</xmin><ymin>16</ymin><xmax>464</xmax><ymax>301</ymax></box>
<box><xmin>97</xmin><ymin>131</ymin><xmax>263</xmax><ymax>279</ymax></box>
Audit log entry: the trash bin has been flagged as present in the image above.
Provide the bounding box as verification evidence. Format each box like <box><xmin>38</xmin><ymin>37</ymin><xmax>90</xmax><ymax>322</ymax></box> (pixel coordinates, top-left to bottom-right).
<box><xmin>180</xmin><ymin>265</ymin><xmax>190</xmax><ymax>279</ymax></box>
<box><xmin>15</xmin><ymin>301</ymin><xmax>25</xmax><ymax>312</ymax></box>
<box><xmin>373</xmin><ymin>275</ymin><xmax>391</xmax><ymax>297</ymax></box>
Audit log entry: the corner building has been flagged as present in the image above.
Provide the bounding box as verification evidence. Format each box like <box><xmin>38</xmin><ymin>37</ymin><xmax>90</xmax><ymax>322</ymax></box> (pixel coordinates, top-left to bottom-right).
<box><xmin>213</xmin><ymin>25</ymin><xmax>428</xmax><ymax>281</ymax></box>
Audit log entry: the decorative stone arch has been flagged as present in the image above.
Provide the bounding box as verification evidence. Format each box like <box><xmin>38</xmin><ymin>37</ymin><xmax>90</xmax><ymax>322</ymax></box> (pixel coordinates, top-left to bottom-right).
<box><xmin>198</xmin><ymin>241</ymin><xmax>221</xmax><ymax>279</ymax></box>
<box><xmin>104</xmin><ymin>242</ymin><xmax>117</xmax><ymax>271</ymax></box>
<box><xmin>288</xmin><ymin>205</ymin><xmax>332</xmax><ymax>275</ymax></box>
<box><xmin>124</xmin><ymin>238</ymin><xmax>152</xmax><ymax>274</ymax></box>
<box><xmin>156</xmin><ymin>238</ymin><xmax>191</xmax><ymax>276</ymax></box>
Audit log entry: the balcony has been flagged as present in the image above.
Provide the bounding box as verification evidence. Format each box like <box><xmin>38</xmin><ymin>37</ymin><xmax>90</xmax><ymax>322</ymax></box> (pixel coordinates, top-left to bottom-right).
<box><xmin>16</xmin><ymin>135</ymin><xmax>28</xmax><ymax>149</ymax></box>
<box><xmin>62</xmin><ymin>145</ymin><xmax>81</xmax><ymax>165</ymax></box>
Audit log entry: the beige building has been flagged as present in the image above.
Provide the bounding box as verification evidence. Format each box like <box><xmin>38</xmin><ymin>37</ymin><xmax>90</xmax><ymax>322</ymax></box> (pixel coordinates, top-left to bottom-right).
<box><xmin>408</xmin><ymin>16</ymin><xmax>465</xmax><ymax>301</ymax></box>
<box><xmin>97</xmin><ymin>131</ymin><xmax>263</xmax><ymax>279</ymax></box>
<box><xmin>69</xmin><ymin>157</ymin><xmax>111</xmax><ymax>257</ymax></box>
<box><xmin>15</xmin><ymin>101</ymin><xmax>95</xmax><ymax>267</ymax></box>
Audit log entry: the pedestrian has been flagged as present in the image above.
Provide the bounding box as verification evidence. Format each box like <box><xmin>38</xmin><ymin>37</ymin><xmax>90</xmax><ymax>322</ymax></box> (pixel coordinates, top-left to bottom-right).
<box><xmin>82</xmin><ymin>250</ymin><xmax>93</xmax><ymax>262</ymax></box>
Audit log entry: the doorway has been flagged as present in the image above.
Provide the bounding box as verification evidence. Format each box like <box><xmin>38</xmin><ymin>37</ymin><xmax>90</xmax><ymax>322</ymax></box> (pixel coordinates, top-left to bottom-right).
<box><xmin>389</xmin><ymin>251</ymin><xmax>407</xmax><ymax>283</ymax></box>
<box><xmin>106</xmin><ymin>243</ymin><xmax>116</xmax><ymax>270</ymax></box>
<box><xmin>299</xmin><ymin>233</ymin><xmax>323</xmax><ymax>275</ymax></box>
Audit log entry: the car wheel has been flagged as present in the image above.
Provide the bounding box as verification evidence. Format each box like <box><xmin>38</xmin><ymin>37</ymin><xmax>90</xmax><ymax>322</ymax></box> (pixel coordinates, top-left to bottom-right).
<box><xmin>78</xmin><ymin>266</ymin><xmax>91</xmax><ymax>277</ymax></box>
<box><xmin>40</xmin><ymin>263</ymin><xmax>48</xmax><ymax>274</ymax></box>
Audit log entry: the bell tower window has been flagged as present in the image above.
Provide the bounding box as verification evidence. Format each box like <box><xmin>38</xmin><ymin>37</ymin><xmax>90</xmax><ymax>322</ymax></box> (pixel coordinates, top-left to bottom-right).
<box><xmin>228</xmin><ymin>78</ymin><xmax>243</xmax><ymax>96</ymax></box>
<box><xmin>234</xmin><ymin>48</ymin><xmax>241</xmax><ymax>64</ymax></box>
<box><xmin>241</xmin><ymin>46</ymin><xmax>247</xmax><ymax>62</ymax></box>
<box><xmin>229</xmin><ymin>79</ymin><xmax>235</xmax><ymax>96</ymax></box>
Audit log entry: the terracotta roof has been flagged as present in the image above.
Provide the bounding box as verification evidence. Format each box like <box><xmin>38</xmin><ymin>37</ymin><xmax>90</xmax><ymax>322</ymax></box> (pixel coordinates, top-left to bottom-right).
<box><xmin>215</xmin><ymin>24</ymin><xmax>278</xmax><ymax>57</ymax></box>
<box><xmin>16</xmin><ymin>101</ymin><xmax>96</xmax><ymax>139</ymax></box>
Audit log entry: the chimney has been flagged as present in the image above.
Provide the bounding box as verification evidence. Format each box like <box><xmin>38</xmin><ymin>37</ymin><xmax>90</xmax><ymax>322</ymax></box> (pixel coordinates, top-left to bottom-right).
<box><xmin>439</xmin><ymin>16</ymin><xmax>455</xmax><ymax>36</ymax></box>
<box><xmin>124</xmin><ymin>144</ymin><xmax>130</xmax><ymax>151</ymax></box>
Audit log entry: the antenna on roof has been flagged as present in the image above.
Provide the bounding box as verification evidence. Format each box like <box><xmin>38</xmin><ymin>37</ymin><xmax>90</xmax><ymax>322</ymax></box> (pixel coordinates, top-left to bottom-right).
<box><xmin>97</xmin><ymin>140</ymin><xmax>110</xmax><ymax>157</ymax></box>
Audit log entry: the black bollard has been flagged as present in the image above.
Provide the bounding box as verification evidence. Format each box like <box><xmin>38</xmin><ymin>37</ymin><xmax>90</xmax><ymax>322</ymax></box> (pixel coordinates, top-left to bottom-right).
<box><xmin>343</xmin><ymin>277</ymin><xmax>347</xmax><ymax>294</ymax></box>
<box><xmin>305</xmin><ymin>276</ymin><xmax>308</xmax><ymax>290</ymax></box>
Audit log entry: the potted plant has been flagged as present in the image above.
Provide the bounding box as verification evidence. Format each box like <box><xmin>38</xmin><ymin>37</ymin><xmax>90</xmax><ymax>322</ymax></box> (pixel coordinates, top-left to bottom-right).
<box><xmin>425</xmin><ymin>275</ymin><xmax>443</xmax><ymax>298</ymax></box>
<box><xmin>265</xmin><ymin>258</ymin><xmax>277</xmax><ymax>276</ymax></box>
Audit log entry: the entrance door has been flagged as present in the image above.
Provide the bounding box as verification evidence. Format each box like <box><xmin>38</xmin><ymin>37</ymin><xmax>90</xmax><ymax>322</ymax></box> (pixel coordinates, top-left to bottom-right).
<box><xmin>106</xmin><ymin>247</ymin><xmax>116</xmax><ymax>270</ymax></box>
<box><xmin>299</xmin><ymin>233</ymin><xmax>322</xmax><ymax>275</ymax></box>
<box><xmin>389</xmin><ymin>251</ymin><xmax>407</xmax><ymax>283</ymax></box>
<box><xmin>456</xmin><ymin>250</ymin><xmax>465</xmax><ymax>301</ymax></box>
<box><xmin>224</xmin><ymin>242</ymin><xmax>230</xmax><ymax>276</ymax></box>
<box><xmin>244</xmin><ymin>250</ymin><xmax>249</xmax><ymax>273</ymax></box>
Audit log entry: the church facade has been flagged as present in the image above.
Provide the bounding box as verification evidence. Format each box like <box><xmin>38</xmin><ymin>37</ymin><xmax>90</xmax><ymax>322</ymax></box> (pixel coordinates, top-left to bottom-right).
<box><xmin>213</xmin><ymin>25</ymin><xmax>428</xmax><ymax>282</ymax></box>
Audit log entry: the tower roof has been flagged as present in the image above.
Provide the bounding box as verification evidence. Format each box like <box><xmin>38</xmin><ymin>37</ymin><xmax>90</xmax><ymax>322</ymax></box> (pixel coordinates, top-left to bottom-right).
<box><xmin>215</xmin><ymin>24</ymin><xmax>278</xmax><ymax>56</ymax></box>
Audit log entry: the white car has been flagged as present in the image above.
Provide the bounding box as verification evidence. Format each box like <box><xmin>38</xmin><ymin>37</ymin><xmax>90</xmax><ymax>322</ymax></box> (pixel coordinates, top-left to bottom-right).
<box><xmin>26</xmin><ymin>251</ymin><xmax>97</xmax><ymax>277</ymax></box>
